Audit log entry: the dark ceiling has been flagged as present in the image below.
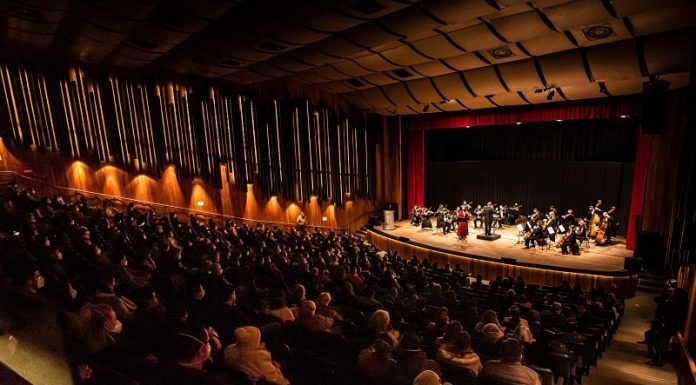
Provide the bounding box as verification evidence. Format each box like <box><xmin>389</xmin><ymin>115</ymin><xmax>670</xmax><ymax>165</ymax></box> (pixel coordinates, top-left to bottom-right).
<box><xmin>1</xmin><ymin>0</ymin><xmax>694</xmax><ymax>115</ymax></box>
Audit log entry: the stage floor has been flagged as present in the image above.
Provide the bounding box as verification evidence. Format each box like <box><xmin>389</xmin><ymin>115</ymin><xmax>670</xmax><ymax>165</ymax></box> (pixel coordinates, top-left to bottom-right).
<box><xmin>376</xmin><ymin>220</ymin><xmax>633</xmax><ymax>273</ymax></box>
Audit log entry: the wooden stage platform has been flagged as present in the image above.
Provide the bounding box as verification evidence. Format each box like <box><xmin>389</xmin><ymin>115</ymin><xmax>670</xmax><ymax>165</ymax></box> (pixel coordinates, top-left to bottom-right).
<box><xmin>367</xmin><ymin>220</ymin><xmax>639</xmax><ymax>297</ymax></box>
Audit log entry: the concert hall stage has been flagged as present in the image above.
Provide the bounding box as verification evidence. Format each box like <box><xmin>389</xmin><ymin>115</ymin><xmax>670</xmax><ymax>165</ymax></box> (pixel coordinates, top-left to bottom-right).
<box><xmin>367</xmin><ymin>220</ymin><xmax>638</xmax><ymax>297</ymax></box>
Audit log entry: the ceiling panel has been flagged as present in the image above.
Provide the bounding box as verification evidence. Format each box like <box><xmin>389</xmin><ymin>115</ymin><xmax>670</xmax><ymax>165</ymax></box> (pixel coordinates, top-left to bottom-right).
<box><xmin>543</xmin><ymin>0</ymin><xmax>612</xmax><ymax>30</ymax></box>
<box><xmin>538</xmin><ymin>50</ymin><xmax>589</xmax><ymax>87</ymax></box>
<box><xmin>491</xmin><ymin>10</ymin><xmax>554</xmax><ymax>42</ymax></box>
<box><xmin>383</xmin><ymin>83</ymin><xmax>420</xmax><ymax>105</ymax></box>
<box><xmin>410</xmin><ymin>34</ymin><xmax>466</xmax><ymax>59</ymax></box>
<box><xmin>441</xmin><ymin>53</ymin><xmax>488</xmax><ymax>71</ymax></box>
<box><xmin>498</xmin><ymin>60</ymin><xmax>544</xmax><ymax>91</ymax></box>
<box><xmin>432</xmin><ymin>73</ymin><xmax>474</xmax><ymax>100</ymax></box>
<box><xmin>411</xmin><ymin>61</ymin><xmax>453</xmax><ymax>77</ymax></box>
<box><xmin>585</xmin><ymin>40</ymin><xmax>642</xmax><ymax>81</ymax></box>
<box><xmin>463</xmin><ymin>66</ymin><xmax>507</xmax><ymax>96</ymax></box>
<box><xmin>521</xmin><ymin>32</ymin><xmax>577</xmax><ymax>56</ymax></box>
<box><xmin>447</xmin><ymin>23</ymin><xmax>506</xmax><ymax>52</ymax></box>
<box><xmin>405</xmin><ymin>78</ymin><xmax>445</xmax><ymax>102</ymax></box>
<box><xmin>425</xmin><ymin>0</ymin><xmax>498</xmax><ymax>25</ymax></box>
<box><xmin>643</xmin><ymin>32</ymin><xmax>696</xmax><ymax>75</ymax></box>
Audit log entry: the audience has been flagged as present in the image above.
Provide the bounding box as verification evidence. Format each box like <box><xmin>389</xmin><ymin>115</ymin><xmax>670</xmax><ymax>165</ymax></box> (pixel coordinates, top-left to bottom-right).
<box><xmin>0</xmin><ymin>184</ymin><xmax>625</xmax><ymax>385</ymax></box>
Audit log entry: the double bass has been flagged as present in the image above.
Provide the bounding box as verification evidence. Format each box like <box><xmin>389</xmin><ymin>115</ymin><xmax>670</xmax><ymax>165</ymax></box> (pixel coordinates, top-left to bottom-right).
<box><xmin>595</xmin><ymin>206</ymin><xmax>616</xmax><ymax>245</ymax></box>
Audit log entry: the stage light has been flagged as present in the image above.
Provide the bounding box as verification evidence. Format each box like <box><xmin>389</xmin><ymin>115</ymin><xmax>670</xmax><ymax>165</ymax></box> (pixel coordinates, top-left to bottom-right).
<box><xmin>422</xmin><ymin>104</ymin><xmax>430</xmax><ymax>112</ymax></box>
<box><xmin>465</xmin><ymin>125</ymin><xmax>471</xmax><ymax>128</ymax></box>
<box><xmin>546</xmin><ymin>89</ymin><xmax>555</xmax><ymax>100</ymax></box>
<box><xmin>556</xmin><ymin>119</ymin><xmax>563</xmax><ymax>122</ymax></box>
<box><xmin>619</xmin><ymin>114</ymin><xmax>629</xmax><ymax>119</ymax></box>
<box><xmin>516</xmin><ymin>122</ymin><xmax>522</xmax><ymax>125</ymax></box>
<box><xmin>322</xmin><ymin>216</ymin><xmax>328</xmax><ymax>222</ymax></box>
<box><xmin>439</xmin><ymin>99</ymin><xmax>450</xmax><ymax>104</ymax></box>
<box><xmin>196</xmin><ymin>201</ymin><xmax>205</xmax><ymax>207</ymax></box>
<box><xmin>598</xmin><ymin>81</ymin><xmax>608</xmax><ymax>95</ymax></box>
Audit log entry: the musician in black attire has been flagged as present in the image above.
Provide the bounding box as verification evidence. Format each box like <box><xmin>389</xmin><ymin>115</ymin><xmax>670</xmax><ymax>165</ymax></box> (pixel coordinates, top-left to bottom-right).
<box><xmin>560</xmin><ymin>225</ymin><xmax>580</xmax><ymax>255</ymax></box>
<box><xmin>411</xmin><ymin>205</ymin><xmax>421</xmax><ymax>226</ymax></box>
<box><xmin>473</xmin><ymin>205</ymin><xmax>483</xmax><ymax>229</ymax></box>
<box><xmin>561</xmin><ymin>209</ymin><xmax>576</xmax><ymax>227</ymax></box>
<box><xmin>525</xmin><ymin>223</ymin><xmax>542</xmax><ymax>248</ymax></box>
<box><xmin>482</xmin><ymin>202</ymin><xmax>495</xmax><ymax>236</ymax></box>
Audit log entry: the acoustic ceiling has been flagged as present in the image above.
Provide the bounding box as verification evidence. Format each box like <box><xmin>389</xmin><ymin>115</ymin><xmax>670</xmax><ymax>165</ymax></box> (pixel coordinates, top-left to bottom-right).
<box><xmin>1</xmin><ymin>0</ymin><xmax>694</xmax><ymax>115</ymax></box>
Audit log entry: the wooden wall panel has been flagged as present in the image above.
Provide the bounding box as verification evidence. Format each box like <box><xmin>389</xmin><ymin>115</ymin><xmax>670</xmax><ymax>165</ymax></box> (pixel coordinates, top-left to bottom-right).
<box><xmin>641</xmin><ymin>93</ymin><xmax>689</xmax><ymax>241</ymax></box>
<box><xmin>1</xmin><ymin>144</ymin><xmax>377</xmax><ymax>230</ymax></box>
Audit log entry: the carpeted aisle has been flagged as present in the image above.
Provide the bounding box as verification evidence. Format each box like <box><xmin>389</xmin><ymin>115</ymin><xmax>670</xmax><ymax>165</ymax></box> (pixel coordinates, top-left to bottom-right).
<box><xmin>584</xmin><ymin>290</ymin><xmax>677</xmax><ymax>385</ymax></box>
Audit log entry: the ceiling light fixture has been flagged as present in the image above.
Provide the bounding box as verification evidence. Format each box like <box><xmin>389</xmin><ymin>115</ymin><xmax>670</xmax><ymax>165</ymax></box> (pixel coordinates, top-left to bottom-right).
<box><xmin>439</xmin><ymin>99</ymin><xmax>450</xmax><ymax>104</ymax></box>
<box><xmin>422</xmin><ymin>104</ymin><xmax>430</xmax><ymax>112</ymax></box>
<box><xmin>546</xmin><ymin>89</ymin><xmax>556</xmax><ymax>100</ymax></box>
<box><xmin>598</xmin><ymin>81</ymin><xmax>609</xmax><ymax>95</ymax></box>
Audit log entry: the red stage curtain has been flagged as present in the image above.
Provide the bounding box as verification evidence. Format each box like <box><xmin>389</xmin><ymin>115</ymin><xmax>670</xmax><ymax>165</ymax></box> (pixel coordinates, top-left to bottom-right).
<box><xmin>626</xmin><ymin>132</ymin><xmax>652</xmax><ymax>250</ymax></box>
<box><xmin>406</xmin><ymin>128</ymin><xmax>425</xmax><ymax>214</ymax></box>
<box><xmin>403</xmin><ymin>97</ymin><xmax>641</xmax><ymax>241</ymax></box>
<box><xmin>403</xmin><ymin>98</ymin><xmax>639</xmax><ymax>131</ymax></box>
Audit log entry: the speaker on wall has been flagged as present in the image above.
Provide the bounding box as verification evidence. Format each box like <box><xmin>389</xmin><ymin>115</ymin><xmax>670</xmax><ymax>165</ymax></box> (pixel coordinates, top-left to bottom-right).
<box><xmin>641</xmin><ymin>80</ymin><xmax>670</xmax><ymax>134</ymax></box>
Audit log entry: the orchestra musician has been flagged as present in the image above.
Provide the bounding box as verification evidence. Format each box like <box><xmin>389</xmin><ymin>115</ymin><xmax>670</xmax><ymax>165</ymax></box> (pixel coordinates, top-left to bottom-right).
<box><xmin>529</xmin><ymin>208</ymin><xmax>541</xmax><ymax>223</ymax></box>
<box><xmin>436</xmin><ymin>204</ymin><xmax>447</xmax><ymax>231</ymax></box>
<box><xmin>421</xmin><ymin>207</ymin><xmax>434</xmax><ymax>229</ymax></box>
<box><xmin>442</xmin><ymin>210</ymin><xmax>455</xmax><ymax>234</ymax></box>
<box><xmin>596</xmin><ymin>207</ymin><xmax>617</xmax><ymax>245</ymax></box>
<box><xmin>411</xmin><ymin>205</ymin><xmax>421</xmax><ymax>226</ymax></box>
<box><xmin>461</xmin><ymin>200</ymin><xmax>472</xmax><ymax>211</ymax></box>
<box><xmin>456</xmin><ymin>207</ymin><xmax>470</xmax><ymax>239</ymax></box>
<box><xmin>558</xmin><ymin>225</ymin><xmax>580</xmax><ymax>255</ymax></box>
<box><xmin>473</xmin><ymin>205</ymin><xmax>483</xmax><ymax>229</ymax></box>
<box><xmin>508</xmin><ymin>202</ymin><xmax>522</xmax><ymax>225</ymax></box>
<box><xmin>524</xmin><ymin>222</ymin><xmax>543</xmax><ymax>248</ymax></box>
<box><xmin>561</xmin><ymin>209</ymin><xmax>576</xmax><ymax>227</ymax></box>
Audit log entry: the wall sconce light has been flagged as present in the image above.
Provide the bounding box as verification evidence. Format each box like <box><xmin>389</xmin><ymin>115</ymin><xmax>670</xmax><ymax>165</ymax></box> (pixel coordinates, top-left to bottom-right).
<box><xmin>196</xmin><ymin>201</ymin><xmax>205</xmax><ymax>207</ymax></box>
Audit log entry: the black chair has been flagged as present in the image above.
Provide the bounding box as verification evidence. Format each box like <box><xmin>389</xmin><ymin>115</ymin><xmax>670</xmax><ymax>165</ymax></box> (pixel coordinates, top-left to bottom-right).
<box><xmin>528</xmin><ymin>365</ymin><xmax>555</xmax><ymax>385</ymax></box>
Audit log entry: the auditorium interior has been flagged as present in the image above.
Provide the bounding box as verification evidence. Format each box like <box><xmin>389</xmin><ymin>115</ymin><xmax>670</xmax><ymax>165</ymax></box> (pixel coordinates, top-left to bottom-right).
<box><xmin>0</xmin><ymin>1</ymin><xmax>695</xmax><ymax>385</ymax></box>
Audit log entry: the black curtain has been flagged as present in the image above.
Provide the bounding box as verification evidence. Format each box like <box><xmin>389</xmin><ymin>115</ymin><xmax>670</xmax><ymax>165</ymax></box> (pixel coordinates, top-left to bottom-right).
<box><xmin>425</xmin><ymin>118</ymin><xmax>639</xmax><ymax>235</ymax></box>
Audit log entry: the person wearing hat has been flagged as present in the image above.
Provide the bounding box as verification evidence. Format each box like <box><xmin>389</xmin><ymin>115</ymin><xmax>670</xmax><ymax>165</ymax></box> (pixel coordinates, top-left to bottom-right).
<box><xmin>224</xmin><ymin>326</ymin><xmax>290</xmax><ymax>385</ymax></box>
<box><xmin>480</xmin><ymin>338</ymin><xmax>541</xmax><ymax>385</ymax></box>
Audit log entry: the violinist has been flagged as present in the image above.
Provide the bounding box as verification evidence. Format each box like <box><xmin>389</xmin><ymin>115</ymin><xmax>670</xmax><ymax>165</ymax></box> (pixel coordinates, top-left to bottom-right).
<box><xmin>473</xmin><ymin>205</ymin><xmax>483</xmax><ymax>229</ymax></box>
<box><xmin>561</xmin><ymin>209</ymin><xmax>576</xmax><ymax>227</ymax></box>
<box><xmin>411</xmin><ymin>205</ymin><xmax>421</xmax><ymax>226</ymax></box>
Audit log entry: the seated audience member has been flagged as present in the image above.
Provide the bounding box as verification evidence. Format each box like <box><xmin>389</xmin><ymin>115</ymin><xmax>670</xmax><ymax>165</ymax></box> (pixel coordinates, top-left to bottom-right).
<box><xmin>412</xmin><ymin>369</ymin><xmax>451</xmax><ymax>385</ymax></box>
<box><xmin>316</xmin><ymin>292</ymin><xmax>342</xmax><ymax>321</ymax></box>
<box><xmin>358</xmin><ymin>338</ymin><xmax>392</xmax><ymax>381</ymax></box>
<box><xmin>435</xmin><ymin>321</ymin><xmax>464</xmax><ymax>347</ymax></box>
<box><xmin>482</xmin><ymin>323</ymin><xmax>505</xmax><ymax>343</ymax></box>
<box><xmin>267</xmin><ymin>295</ymin><xmax>295</xmax><ymax>323</ymax></box>
<box><xmin>386</xmin><ymin>333</ymin><xmax>441</xmax><ymax>385</ymax></box>
<box><xmin>67</xmin><ymin>303</ymin><xmax>123</xmax><ymax>355</ymax></box>
<box><xmin>480</xmin><ymin>338</ymin><xmax>541</xmax><ymax>385</ymax></box>
<box><xmin>475</xmin><ymin>310</ymin><xmax>504</xmax><ymax>334</ymax></box>
<box><xmin>296</xmin><ymin>300</ymin><xmax>334</xmax><ymax>332</ymax></box>
<box><xmin>367</xmin><ymin>309</ymin><xmax>400</xmax><ymax>347</ymax></box>
<box><xmin>224</xmin><ymin>326</ymin><xmax>290</xmax><ymax>385</ymax></box>
<box><xmin>437</xmin><ymin>331</ymin><xmax>483</xmax><ymax>375</ymax></box>
<box><xmin>157</xmin><ymin>324</ymin><xmax>232</xmax><ymax>385</ymax></box>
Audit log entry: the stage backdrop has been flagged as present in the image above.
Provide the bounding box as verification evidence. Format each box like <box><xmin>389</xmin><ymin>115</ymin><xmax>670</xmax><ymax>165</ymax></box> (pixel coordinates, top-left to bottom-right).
<box><xmin>425</xmin><ymin>118</ymin><xmax>638</xmax><ymax>235</ymax></box>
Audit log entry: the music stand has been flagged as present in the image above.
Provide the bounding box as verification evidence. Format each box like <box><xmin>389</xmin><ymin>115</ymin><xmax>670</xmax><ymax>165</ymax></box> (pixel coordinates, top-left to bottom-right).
<box><xmin>514</xmin><ymin>224</ymin><xmax>525</xmax><ymax>245</ymax></box>
<box><xmin>558</xmin><ymin>225</ymin><xmax>566</xmax><ymax>233</ymax></box>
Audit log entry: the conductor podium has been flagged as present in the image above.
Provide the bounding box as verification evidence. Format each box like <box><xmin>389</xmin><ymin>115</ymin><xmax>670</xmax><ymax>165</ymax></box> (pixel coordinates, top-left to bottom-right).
<box><xmin>477</xmin><ymin>233</ymin><xmax>501</xmax><ymax>241</ymax></box>
<box><xmin>383</xmin><ymin>210</ymin><xmax>395</xmax><ymax>230</ymax></box>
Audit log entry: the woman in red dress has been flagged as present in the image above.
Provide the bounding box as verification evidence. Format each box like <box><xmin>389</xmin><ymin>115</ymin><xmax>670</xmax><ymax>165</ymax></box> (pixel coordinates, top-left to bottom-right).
<box><xmin>457</xmin><ymin>207</ymin><xmax>470</xmax><ymax>239</ymax></box>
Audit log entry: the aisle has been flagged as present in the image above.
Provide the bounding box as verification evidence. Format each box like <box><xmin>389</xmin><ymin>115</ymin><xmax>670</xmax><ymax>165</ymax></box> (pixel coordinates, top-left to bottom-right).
<box><xmin>584</xmin><ymin>290</ymin><xmax>676</xmax><ymax>385</ymax></box>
